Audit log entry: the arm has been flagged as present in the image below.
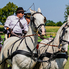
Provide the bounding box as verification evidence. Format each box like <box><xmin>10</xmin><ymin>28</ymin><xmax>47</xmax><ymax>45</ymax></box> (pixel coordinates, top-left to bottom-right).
<box><xmin>4</xmin><ymin>16</ymin><xmax>13</xmax><ymax>37</ymax></box>
<box><xmin>22</xmin><ymin>20</ymin><xmax>28</xmax><ymax>35</ymax></box>
<box><xmin>4</xmin><ymin>16</ymin><xmax>11</xmax><ymax>29</ymax></box>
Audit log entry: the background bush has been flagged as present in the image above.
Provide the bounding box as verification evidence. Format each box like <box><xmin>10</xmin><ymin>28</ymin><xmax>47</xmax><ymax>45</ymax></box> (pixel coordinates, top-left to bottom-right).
<box><xmin>0</xmin><ymin>27</ymin><xmax>4</xmax><ymax>31</ymax></box>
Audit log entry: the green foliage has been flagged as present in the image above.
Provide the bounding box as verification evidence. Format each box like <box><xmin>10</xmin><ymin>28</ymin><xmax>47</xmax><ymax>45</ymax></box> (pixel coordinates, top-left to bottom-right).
<box><xmin>45</xmin><ymin>20</ymin><xmax>63</xmax><ymax>26</ymax></box>
<box><xmin>56</xmin><ymin>21</ymin><xmax>63</xmax><ymax>26</ymax></box>
<box><xmin>46</xmin><ymin>26</ymin><xmax>59</xmax><ymax>32</ymax></box>
<box><xmin>0</xmin><ymin>2</ymin><xmax>18</xmax><ymax>25</ymax></box>
<box><xmin>64</xmin><ymin>4</ymin><xmax>69</xmax><ymax>21</ymax></box>
<box><xmin>45</xmin><ymin>20</ymin><xmax>56</xmax><ymax>26</ymax></box>
<box><xmin>0</xmin><ymin>27</ymin><xmax>4</xmax><ymax>31</ymax></box>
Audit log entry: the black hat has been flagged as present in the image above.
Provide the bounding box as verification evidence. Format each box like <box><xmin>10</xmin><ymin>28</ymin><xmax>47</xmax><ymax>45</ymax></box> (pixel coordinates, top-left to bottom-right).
<box><xmin>24</xmin><ymin>13</ymin><xmax>31</xmax><ymax>19</ymax></box>
<box><xmin>16</xmin><ymin>7</ymin><xmax>26</xmax><ymax>14</ymax></box>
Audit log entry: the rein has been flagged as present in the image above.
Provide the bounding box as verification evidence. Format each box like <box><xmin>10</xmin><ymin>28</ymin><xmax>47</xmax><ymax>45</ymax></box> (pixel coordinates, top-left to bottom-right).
<box><xmin>23</xmin><ymin>34</ymin><xmax>37</xmax><ymax>37</ymax></box>
<box><xmin>39</xmin><ymin>42</ymin><xmax>58</xmax><ymax>47</ymax></box>
<box><xmin>22</xmin><ymin>34</ymin><xmax>60</xmax><ymax>48</ymax></box>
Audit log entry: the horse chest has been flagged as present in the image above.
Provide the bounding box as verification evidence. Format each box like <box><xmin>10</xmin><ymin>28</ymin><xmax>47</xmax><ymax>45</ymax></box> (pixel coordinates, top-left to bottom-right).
<box><xmin>13</xmin><ymin>54</ymin><xmax>36</xmax><ymax>69</ymax></box>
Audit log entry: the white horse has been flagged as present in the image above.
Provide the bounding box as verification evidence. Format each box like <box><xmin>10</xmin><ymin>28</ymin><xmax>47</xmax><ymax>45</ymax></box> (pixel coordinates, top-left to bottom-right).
<box><xmin>0</xmin><ymin>8</ymin><xmax>46</xmax><ymax>69</ymax></box>
<box><xmin>34</xmin><ymin>16</ymin><xmax>69</xmax><ymax>69</ymax></box>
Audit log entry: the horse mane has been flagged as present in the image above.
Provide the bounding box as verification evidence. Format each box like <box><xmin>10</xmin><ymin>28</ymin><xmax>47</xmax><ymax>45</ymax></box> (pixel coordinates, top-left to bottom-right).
<box><xmin>54</xmin><ymin>15</ymin><xmax>69</xmax><ymax>45</ymax></box>
<box><xmin>53</xmin><ymin>22</ymin><xmax>67</xmax><ymax>45</ymax></box>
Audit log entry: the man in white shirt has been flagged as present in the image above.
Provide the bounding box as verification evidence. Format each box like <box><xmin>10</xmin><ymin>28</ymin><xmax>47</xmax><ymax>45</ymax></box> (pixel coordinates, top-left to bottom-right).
<box><xmin>4</xmin><ymin>7</ymin><xmax>28</xmax><ymax>37</ymax></box>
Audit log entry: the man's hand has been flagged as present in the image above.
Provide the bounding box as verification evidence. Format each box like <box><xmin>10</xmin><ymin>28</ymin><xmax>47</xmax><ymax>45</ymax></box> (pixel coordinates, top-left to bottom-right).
<box><xmin>6</xmin><ymin>27</ymin><xmax>13</xmax><ymax>32</ymax></box>
<box><xmin>6</xmin><ymin>27</ymin><xmax>9</xmax><ymax>30</ymax></box>
<box><xmin>24</xmin><ymin>31</ymin><xmax>27</xmax><ymax>35</ymax></box>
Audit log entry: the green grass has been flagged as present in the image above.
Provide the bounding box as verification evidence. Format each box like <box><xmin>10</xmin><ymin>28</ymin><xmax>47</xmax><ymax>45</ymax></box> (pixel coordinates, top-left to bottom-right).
<box><xmin>0</xmin><ymin>25</ymin><xmax>4</xmax><ymax>27</ymax></box>
<box><xmin>46</xmin><ymin>26</ymin><xmax>60</xmax><ymax>32</ymax></box>
<box><xmin>64</xmin><ymin>58</ymin><xmax>69</xmax><ymax>69</ymax></box>
<box><xmin>64</xmin><ymin>50</ymin><xmax>69</xmax><ymax>69</ymax></box>
<box><xmin>1</xmin><ymin>35</ymin><xmax>4</xmax><ymax>38</ymax></box>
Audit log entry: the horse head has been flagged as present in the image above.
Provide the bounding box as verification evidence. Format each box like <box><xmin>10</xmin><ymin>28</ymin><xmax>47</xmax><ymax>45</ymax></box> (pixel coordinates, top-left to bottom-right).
<box><xmin>30</xmin><ymin>8</ymin><xmax>46</xmax><ymax>35</ymax></box>
<box><xmin>59</xmin><ymin>15</ymin><xmax>69</xmax><ymax>52</ymax></box>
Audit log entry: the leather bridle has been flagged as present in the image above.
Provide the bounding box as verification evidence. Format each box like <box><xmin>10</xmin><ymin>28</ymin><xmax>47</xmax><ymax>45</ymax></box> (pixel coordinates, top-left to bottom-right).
<box><xmin>30</xmin><ymin>12</ymin><xmax>45</xmax><ymax>31</ymax></box>
<box><xmin>59</xmin><ymin>23</ymin><xmax>69</xmax><ymax>49</ymax></box>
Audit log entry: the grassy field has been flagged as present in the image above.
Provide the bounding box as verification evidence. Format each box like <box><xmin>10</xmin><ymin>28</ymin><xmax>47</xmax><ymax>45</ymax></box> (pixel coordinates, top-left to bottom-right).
<box><xmin>45</xmin><ymin>26</ymin><xmax>60</xmax><ymax>36</ymax></box>
<box><xmin>0</xmin><ymin>25</ymin><xmax>4</xmax><ymax>27</ymax></box>
<box><xmin>46</xmin><ymin>26</ymin><xmax>60</xmax><ymax>32</ymax></box>
<box><xmin>64</xmin><ymin>58</ymin><xmax>69</xmax><ymax>69</ymax></box>
<box><xmin>0</xmin><ymin>26</ymin><xmax>69</xmax><ymax>69</ymax></box>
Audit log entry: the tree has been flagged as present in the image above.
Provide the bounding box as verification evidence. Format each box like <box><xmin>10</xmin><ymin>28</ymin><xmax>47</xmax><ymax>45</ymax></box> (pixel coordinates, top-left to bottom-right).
<box><xmin>56</xmin><ymin>21</ymin><xmax>63</xmax><ymax>26</ymax></box>
<box><xmin>45</xmin><ymin>20</ymin><xmax>56</xmax><ymax>26</ymax></box>
<box><xmin>64</xmin><ymin>4</ymin><xmax>69</xmax><ymax>22</ymax></box>
<box><xmin>45</xmin><ymin>20</ymin><xmax>51</xmax><ymax>26</ymax></box>
<box><xmin>0</xmin><ymin>2</ymin><xmax>18</xmax><ymax>25</ymax></box>
<box><xmin>63</xmin><ymin>21</ymin><xmax>66</xmax><ymax>24</ymax></box>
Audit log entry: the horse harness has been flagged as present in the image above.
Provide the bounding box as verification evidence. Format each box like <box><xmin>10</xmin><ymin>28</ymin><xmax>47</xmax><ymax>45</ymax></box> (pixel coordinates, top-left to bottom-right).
<box><xmin>7</xmin><ymin>32</ymin><xmax>68</xmax><ymax>63</ymax></box>
<box><xmin>40</xmin><ymin>23</ymin><xmax>69</xmax><ymax>62</ymax></box>
<box><xmin>30</xmin><ymin>12</ymin><xmax>45</xmax><ymax>32</ymax></box>
<box><xmin>0</xmin><ymin>14</ymin><xmax>68</xmax><ymax>65</ymax></box>
<box><xmin>7</xmin><ymin>36</ymin><xmax>68</xmax><ymax>63</ymax></box>
<box><xmin>0</xmin><ymin>35</ymin><xmax>68</xmax><ymax>65</ymax></box>
<box><xmin>59</xmin><ymin>23</ymin><xmax>69</xmax><ymax>46</ymax></box>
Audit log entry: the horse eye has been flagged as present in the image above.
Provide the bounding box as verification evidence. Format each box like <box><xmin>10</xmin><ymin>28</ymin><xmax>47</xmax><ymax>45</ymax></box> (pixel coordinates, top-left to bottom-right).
<box><xmin>44</xmin><ymin>17</ymin><xmax>46</xmax><ymax>23</ymax></box>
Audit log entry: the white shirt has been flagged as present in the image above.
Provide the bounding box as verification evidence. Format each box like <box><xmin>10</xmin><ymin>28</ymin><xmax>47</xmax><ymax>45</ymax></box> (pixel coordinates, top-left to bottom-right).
<box><xmin>4</xmin><ymin>15</ymin><xmax>28</xmax><ymax>33</ymax></box>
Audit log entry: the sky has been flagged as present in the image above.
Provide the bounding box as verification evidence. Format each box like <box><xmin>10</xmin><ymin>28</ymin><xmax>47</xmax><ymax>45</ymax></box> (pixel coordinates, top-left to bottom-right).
<box><xmin>0</xmin><ymin>0</ymin><xmax>69</xmax><ymax>23</ymax></box>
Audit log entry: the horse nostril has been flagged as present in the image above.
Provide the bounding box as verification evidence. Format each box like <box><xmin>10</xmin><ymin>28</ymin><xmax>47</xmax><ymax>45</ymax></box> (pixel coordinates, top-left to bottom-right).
<box><xmin>38</xmin><ymin>31</ymin><xmax>41</xmax><ymax>34</ymax></box>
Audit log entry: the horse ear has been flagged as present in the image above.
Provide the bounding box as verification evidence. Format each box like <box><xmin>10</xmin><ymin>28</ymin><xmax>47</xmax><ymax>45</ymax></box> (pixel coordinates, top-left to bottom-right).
<box><xmin>30</xmin><ymin>8</ymin><xmax>36</xmax><ymax>14</ymax></box>
<box><xmin>38</xmin><ymin>8</ymin><xmax>41</xmax><ymax>12</ymax></box>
